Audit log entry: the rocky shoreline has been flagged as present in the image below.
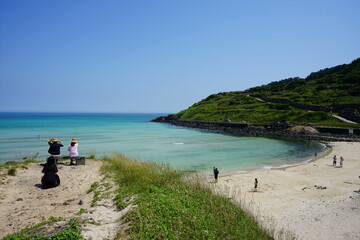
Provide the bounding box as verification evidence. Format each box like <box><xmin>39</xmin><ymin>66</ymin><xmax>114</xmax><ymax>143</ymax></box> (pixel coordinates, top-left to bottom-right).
<box><xmin>152</xmin><ymin>115</ymin><xmax>360</xmax><ymax>142</ymax></box>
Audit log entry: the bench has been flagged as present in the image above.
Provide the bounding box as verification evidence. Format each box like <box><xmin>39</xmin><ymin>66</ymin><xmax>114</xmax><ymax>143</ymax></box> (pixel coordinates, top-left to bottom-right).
<box><xmin>52</xmin><ymin>156</ymin><xmax>86</xmax><ymax>165</ymax></box>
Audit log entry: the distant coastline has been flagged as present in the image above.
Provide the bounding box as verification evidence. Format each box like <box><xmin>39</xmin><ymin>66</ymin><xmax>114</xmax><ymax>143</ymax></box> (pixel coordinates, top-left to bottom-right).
<box><xmin>152</xmin><ymin>115</ymin><xmax>360</xmax><ymax>142</ymax></box>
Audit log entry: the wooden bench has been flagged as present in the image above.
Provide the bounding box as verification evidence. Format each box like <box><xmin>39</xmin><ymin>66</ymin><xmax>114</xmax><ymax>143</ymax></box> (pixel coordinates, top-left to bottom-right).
<box><xmin>53</xmin><ymin>156</ymin><xmax>86</xmax><ymax>165</ymax></box>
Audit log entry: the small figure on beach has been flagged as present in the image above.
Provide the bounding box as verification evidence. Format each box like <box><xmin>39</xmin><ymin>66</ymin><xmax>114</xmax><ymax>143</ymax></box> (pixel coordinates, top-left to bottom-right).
<box><xmin>47</xmin><ymin>137</ymin><xmax>64</xmax><ymax>157</ymax></box>
<box><xmin>68</xmin><ymin>138</ymin><xmax>79</xmax><ymax>165</ymax></box>
<box><xmin>254</xmin><ymin>178</ymin><xmax>258</xmax><ymax>192</ymax></box>
<box><xmin>41</xmin><ymin>156</ymin><xmax>60</xmax><ymax>188</ymax></box>
<box><xmin>213</xmin><ymin>167</ymin><xmax>219</xmax><ymax>183</ymax></box>
<box><xmin>333</xmin><ymin>155</ymin><xmax>337</xmax><ymax>166</ymax></box>
<box><xmin>340</xmin><ymin>156</ymin><xmax>344</xmax><ymax>167</ymax></box>
<box><xmin>314</xmin><ymin>152</ymin><xmax>317</xmax><ymax>157</ymax></box>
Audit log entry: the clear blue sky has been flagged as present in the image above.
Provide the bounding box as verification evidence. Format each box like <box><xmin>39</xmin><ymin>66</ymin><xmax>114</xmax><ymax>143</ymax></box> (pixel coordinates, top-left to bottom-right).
<box><xmin>1</xmin><ymin>0</ymin><xmax>359</xmax><ymax>113</ymax></box>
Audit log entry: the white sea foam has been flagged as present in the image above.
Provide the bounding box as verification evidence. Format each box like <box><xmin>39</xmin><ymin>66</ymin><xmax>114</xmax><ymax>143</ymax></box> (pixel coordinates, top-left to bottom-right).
<box><xmin>234</xmin><ymin>170</ymin><xmax>248</xmax><ymax>174</ymax></box>
<box><xmin>172</xmin><ymin>142</ymin><xmax>184</xmax><ymax>145</ymax></box>
<box><xmin>320</xmin><ymin>143</ymin><xmax>327</xmax><ymax>149</ymax></box>
<box><xmin>260</xmin><ymin>158</ymin><xmax>312</xmax><ymax>171</ymax></box>
<box><xmin>261</xmin><ymin>166</ymin><xmax>273</xmax><ymax>170</ymax></box>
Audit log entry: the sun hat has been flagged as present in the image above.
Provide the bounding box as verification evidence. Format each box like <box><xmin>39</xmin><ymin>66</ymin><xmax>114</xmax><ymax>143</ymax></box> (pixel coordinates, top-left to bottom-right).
<box><xmin>71</xmin><ymin>138</ymin><xmax>78</xmax><ymax>143</ymax></box>
<box><xmin>50</xmin><ymin>137</ymin><xmax>60</xmax><ymax>142</ymax></box>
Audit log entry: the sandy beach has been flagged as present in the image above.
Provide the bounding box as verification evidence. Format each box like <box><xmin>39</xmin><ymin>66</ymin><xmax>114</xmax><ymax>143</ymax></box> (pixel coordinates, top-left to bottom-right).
<box><xmin>213</xmin><ymin>141</ymin><xmax>360</xmax><ymax>240</ymax></box>
<box><xmin>0</xmin><ymin>142</ymin><xmax>359</xmax><ymax>239</ymax></box>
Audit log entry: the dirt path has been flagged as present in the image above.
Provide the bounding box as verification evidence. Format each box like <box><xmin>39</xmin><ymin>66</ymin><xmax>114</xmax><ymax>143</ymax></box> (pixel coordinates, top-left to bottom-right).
<box><xmin>332</xmin><ymin>114</ymin><xmax>358</xmax><ymax>124</ymax></box>
<box><xmin>0</xmin><ymin>160</ymin><xmax>123</xmax><ymax>239</ymax></box>
<box><xmin>251</xmin><ymin>95</ymin><xmax>358</xmax><ymax>124</ymax></box>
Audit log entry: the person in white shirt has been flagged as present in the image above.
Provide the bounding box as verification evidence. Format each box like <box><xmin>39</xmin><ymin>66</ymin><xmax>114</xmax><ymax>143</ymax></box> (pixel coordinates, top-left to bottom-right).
<box><xmin>68</xmin><ymin>138</ymin><xmax>79</xmax><ymax>165</ymax></box>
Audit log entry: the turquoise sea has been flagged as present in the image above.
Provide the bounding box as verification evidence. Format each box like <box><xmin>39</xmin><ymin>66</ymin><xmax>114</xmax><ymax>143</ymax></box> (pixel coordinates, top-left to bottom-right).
<box><xmin>0</xmin><ymin>113</ymin><xmax>326</xmax><ymax>173</ymax></box>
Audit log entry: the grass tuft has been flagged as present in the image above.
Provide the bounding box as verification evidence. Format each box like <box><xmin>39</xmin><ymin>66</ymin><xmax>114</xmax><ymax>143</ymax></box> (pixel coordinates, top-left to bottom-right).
<box><xmin>87</xmin><ymin>148</ymin><xmax>96</xmax><ymax>159</ymax></box>
<box><xmin>87</xmin><ymin>182</ymin><xmax>99</xmax><ymax>194</ymax></box>
<box><xmin>1</xmin><ymin>217</ymin><xmax>82</xmax><ymax>240</ymax></box>
<box><xmin>8</xmin><ymin>168</ymin><xmax>16</xmax><ymax>176</ymax></box>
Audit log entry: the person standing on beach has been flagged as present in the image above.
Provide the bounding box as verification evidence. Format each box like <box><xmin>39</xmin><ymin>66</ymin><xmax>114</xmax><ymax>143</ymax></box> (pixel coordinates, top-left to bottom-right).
<box><xmin>47</xmin><ymin>137</ymin><xmax>63</xmax><ymax>157</ymax></box>
<box><xmin>213</xmin><ymin>167</ymin><xmax>219</xmax><ymax>183</ymax></box>
<box><xmin>254</xmin><ymin>178</ymin><xmax>258</xmax><ymax>192</ymax></box>
<box><xmin>333</xmin><ymin>155</ymin><xmax>337</xmax><ymax>166</ymax></box>
<box><xmin>340</xmin><ymin>156</ymin><xmax>344</xmax><ymax>167</ymax></box>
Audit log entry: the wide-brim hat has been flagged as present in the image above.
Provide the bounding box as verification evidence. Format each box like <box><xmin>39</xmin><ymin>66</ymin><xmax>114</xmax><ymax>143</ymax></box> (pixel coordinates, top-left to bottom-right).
<box><xmin>50</xmin><ymin>137</ymin><xmax>60</xmax><ymax>142</ymax></box>
<box><xmin>71</xmin><ymin>138</ymin><xmax>78</xmax><ymax>143</ymax></box>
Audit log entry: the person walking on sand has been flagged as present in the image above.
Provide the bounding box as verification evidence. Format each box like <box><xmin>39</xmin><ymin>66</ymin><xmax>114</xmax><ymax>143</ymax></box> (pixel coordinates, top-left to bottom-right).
<box><xmin>333</xmin><ymin>155</ymin><xmax>337</xmax><ymax>166</ymax></box>
<box><xmin>47</xmin><ymin>137</ymin><xmax>64</xmax><ymax>157</ymax></box>
<box><xmin>340</xmin><ymin>156</ymin><xmax>344</xmax><ymax>168</ymax></box>
<box><xmin>254</xmin><ymin>178</ymin><xmax>258</xmax><ymax>192</ymax></box>
<box><xmin>68</xmin><ymin>138</ymin><xmax>79</xmax><ymax>165</ymax></box>
<box><xmin>213</xmin><ymin>167</ymin><xmax>219</xmax><ymax>183</ymax></box>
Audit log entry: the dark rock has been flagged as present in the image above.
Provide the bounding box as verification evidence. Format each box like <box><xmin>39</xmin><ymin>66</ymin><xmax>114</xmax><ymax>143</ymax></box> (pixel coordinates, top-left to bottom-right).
<box><xmin>78</xmin><ymin>200</ymin><xmax>84</xmax><ymax>205</ymax></box>
<box><xmin>16</xmin><ymin>198</ymin><xmax>23</xmax><ymax>201</ymax></box>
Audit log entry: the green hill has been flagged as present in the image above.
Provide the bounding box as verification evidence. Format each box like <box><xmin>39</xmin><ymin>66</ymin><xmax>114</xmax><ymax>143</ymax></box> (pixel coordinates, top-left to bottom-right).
<box><xmin>174</xmin><ymin>58</ymin><xmax>360</xmax><ymax>127</ymax></box>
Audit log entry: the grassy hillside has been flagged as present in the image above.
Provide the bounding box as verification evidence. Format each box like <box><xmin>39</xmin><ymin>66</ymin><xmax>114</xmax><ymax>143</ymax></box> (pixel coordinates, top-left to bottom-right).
<box><xmin>175</xmin><ymin>58</ymin><xmax>360</xmax><ymax>127</ymax></box>
<box><xmin>248</xmin><ymin>58</ymin><xmax>360</xmax><ymax>105</ymax></box>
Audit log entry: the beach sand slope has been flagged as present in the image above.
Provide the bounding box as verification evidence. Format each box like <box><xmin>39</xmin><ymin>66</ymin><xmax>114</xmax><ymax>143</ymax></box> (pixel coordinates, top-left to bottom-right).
<box><xmin>0</xmin><ymin>160</ymin><xmax>120</xmax><ymax>239</ymax></box>
<box><xmin>216</xmin><ymin>142</ymin><xmax>360</xmax><ymax>240</ymax></box>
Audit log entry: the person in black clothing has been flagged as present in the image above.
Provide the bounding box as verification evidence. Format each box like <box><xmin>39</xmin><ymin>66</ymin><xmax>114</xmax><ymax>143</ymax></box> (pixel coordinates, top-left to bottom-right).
<box><xmin>47</xmin><ymin>137</ymin><xmax>63</xmax><ymax>157</ymax></box>
<box><xmin>213</xmin><ymin>167</ymin><xmax>219</xmax><ymax>183</ymax></box>
<box><xmin>254</xmin><ymin>178</ymin><xmax>258</xmax><ymax>192</ymax></box>
<box><xmin>41</xmin><ymin>156</ymin><xmax>60</xmax><ymax>188</ymax></box>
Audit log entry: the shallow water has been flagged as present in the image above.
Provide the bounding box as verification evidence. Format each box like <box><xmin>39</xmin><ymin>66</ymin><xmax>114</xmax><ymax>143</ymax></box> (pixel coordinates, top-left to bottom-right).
<box><xmin>0</xmin><ymin>113</ymin><xmax>325</xmax><ymax>173</ymax></box>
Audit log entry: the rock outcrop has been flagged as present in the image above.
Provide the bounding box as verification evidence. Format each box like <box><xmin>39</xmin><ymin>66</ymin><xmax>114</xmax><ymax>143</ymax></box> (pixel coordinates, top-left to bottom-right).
<box><xmin>152</xmin><ymin>116</ymin><xmax>360</xmax><ymax>142</ymax></box>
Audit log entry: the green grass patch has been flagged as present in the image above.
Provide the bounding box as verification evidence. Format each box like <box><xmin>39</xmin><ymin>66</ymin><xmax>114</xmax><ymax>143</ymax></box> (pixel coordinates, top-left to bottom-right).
<box><xmin>87</xmin><ymin>181</ymin><xmax>99</xmax><ymax>194</ymax></box>
<box><xmin>0</xmin><ymin>160</ymin><xmax>38</xmax><ymax>170</ymax></box>
<box><xmin>87</xmin><ymin>178</ymin><xmax>114</xmax><ymax>207</ymax></box>
<box><xmin>1</xmin><ymin>160</ymin><xmax>40</xmax><ymax>180</ymax></box>
<box><xmin>87</xmin><ymin>181</ymin><xmax>102</xmax><ymax>207</ymax></box>
<box><xmin>1</xmin><ymin>217</ymin><xmax>82</xmax><ymax>240</ymax></box>
<box><xmin>76</xmin><ymin>208</ymin><xmax>88</xmax><ymax>215</ymax></box>
<box><xmin>102</xmin><ymin>154</ymin><xmax>273</xmax><ymax>240</ymax></box>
